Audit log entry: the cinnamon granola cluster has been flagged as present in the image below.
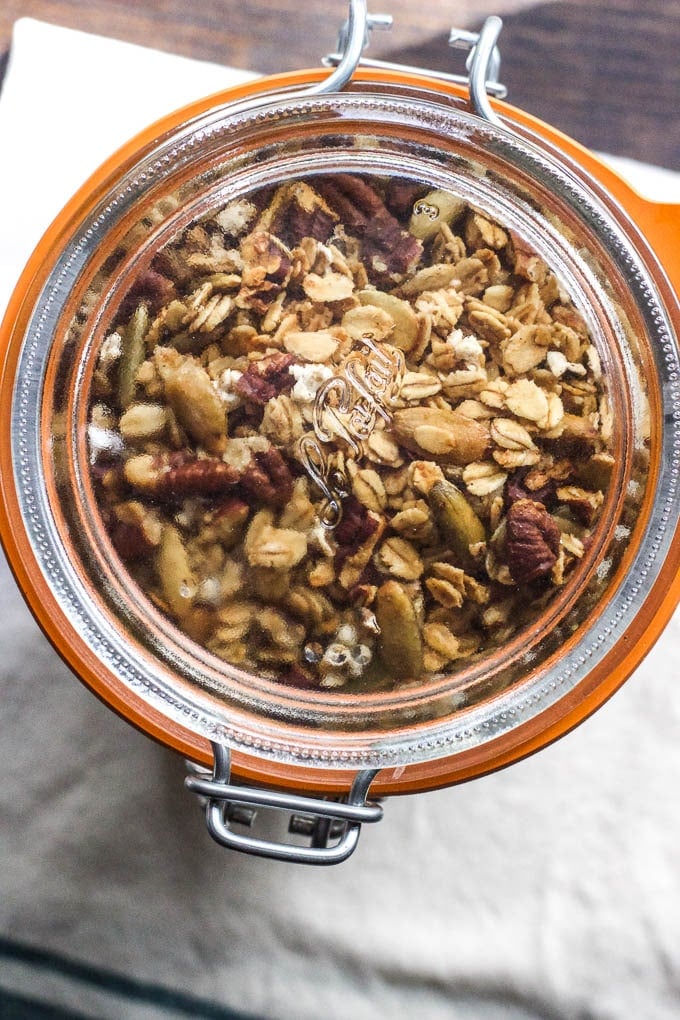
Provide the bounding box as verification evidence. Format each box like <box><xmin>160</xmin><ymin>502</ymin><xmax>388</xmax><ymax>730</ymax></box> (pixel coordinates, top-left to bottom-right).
<box><xmin>89</xmin><ymin>173</ymin><xmax>613</xmax><ymax>691</ymax></box>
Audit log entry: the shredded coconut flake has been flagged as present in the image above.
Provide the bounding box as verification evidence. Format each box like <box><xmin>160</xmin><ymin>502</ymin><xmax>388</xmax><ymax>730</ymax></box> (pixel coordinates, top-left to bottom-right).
<box><xmin>99</xmin><ymin>331</ymin><xmax>122</xmax><ymax>369</ymax></box>
<box><xmin>289</xmin><ymin>362</ymin><xmax>334</xmax><ymax>403</ymax></box>
<box><xmin>216</xmin><ymin>199</ymin><xmax>257</xmax><ymax>237</ymax></box>
<box><xmin>87</xmin><ymin>425</ymin><xmax>124</xmax><ymax>464</ymax></box>
<box><xmin>213</xmin><ymin>368</ymin><xmax>243</xmax><ymax>409</ymax></box>
<box><xmin>448</xmin><ymin>329</ymin><xmax>484</xmax><ymax>365</ymax></box>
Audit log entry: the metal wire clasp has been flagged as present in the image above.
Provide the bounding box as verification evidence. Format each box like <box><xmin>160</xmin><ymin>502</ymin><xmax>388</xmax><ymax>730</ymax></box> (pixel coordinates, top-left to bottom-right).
<box><xmin>321</xmin><ymin>2</ymin><xmax>507</xmax><ymax>125</ymax></box>
<box><xmin>450</xmin><ymin>16</ymin><xmax>505</xmax><ymax>126</ymax></box>
<box><xmin>185</xmin><ymin>743</ymin><xmax>383</xmax><ymax>865</ymax></box>
<box><xmin>310</xmin><ymin>0</ymin><xmax>392</xmax><ymax>94</ymax></box>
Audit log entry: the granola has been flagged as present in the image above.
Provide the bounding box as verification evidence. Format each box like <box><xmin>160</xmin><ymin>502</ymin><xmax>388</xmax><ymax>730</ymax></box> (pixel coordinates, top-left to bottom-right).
<box><xmin>89</xmin><ymin>174</ymin><xmax>613</xmax><ymax>692</ymax></box>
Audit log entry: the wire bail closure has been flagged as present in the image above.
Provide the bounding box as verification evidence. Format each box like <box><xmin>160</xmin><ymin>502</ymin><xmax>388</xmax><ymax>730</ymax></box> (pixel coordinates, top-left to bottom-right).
<box><xmin>321</xmin><ymin>0</ymin><xmax>507</xmax><ymax>122</ymax></box>
<box><xmin>185</xmin><ymin>744</ymin><xmax>382</xmax><ymax>865</ymax></box>
<box><xmin>450</xmin><ymin>16</ymin><xmax>505</xmax><ymax>126</ymax></box>
<box><xmin>310</xmin><ymin>0</ymin><xmax>392</xmax><ymax>94</ymax></box>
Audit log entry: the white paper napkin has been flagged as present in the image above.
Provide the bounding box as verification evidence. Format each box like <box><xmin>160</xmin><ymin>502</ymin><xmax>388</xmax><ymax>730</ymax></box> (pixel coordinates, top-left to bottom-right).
<box><xmin>1</xmin><ymin>18</ymin><xmax>680</xmax><ymax>1020</ymax></box>
<box><xmin>0</xmin><ymin>18</ymin><xmax>257</xmax><ymax>318</ymax></box>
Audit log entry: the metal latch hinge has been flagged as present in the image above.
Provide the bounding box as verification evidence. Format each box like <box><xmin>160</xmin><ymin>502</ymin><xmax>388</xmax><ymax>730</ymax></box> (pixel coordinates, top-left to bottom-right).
<box><xmin>321</xmin><ymin>0</ymin><xmax>507</xmax><ymax>124</ymax></box>
<box><xmin>185</xmin><ymin>743</ymin><xmax>382</xmax><ymax>865</ymax></box>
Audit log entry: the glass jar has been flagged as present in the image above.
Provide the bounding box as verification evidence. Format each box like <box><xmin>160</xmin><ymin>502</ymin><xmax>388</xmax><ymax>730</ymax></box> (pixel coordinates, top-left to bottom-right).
<box><xmin>1</xmin><ymin>12</ymin><xmax>680</xmax><ymax>863</ymax></box>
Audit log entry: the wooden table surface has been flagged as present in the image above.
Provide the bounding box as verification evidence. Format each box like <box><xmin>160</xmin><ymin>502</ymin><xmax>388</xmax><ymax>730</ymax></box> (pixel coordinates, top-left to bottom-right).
<box><xmin>1</xmin><ymin>0</ymin><xmax>678</xmax><ymax>171</ymax></box>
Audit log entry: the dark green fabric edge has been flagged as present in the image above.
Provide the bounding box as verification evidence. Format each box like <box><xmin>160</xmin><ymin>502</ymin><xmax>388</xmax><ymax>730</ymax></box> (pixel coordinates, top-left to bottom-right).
<box><xmin>0</xmin><ymin>937</ymin><xmax>266</xmax><ymax>1019</ymax></box>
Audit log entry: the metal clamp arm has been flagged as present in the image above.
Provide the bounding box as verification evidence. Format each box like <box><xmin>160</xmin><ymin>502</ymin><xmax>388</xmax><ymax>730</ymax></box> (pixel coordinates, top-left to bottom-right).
<box><xmin>185</xmin><ymin>743</ymin><xmax>383</xmax><ymax>865</ymax></box>
<box><xmin>450</xmin><ymin>16</ymin><xmax>505</xmax><ymax>126</ymax></box>
<box><xmin>322</xmin><ymin>10</ymin><xmax>508</xmax><ymax>123</ymax></box>
<box><xmin>309</xmin><ymin>0</ymin><xmax>392</xmax><ymax>95</ymax></box>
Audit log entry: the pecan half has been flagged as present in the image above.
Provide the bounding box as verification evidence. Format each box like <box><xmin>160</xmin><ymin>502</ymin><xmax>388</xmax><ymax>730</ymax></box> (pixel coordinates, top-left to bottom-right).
<box><xmin>316</xmin><ymin>174</ymin><xmax>423</xmax><ymax>283</ymax></box>
<box><xmin>234</xmin><ymin>352</ymin><xmax>296</xmax><ymax>405</ymax></box>
<box><xmin>334</xmin><ymin>496</ymin><xmax>380</xmax><ymax>569</ymax></box>
<box><xmin>384</xmin><ymin>177</ymin><xmax>429</xmax><ymax>219</ymax></box>
<box><xmin>316</xmin><ymin>174</ymin><xmax>384</xmax><ymax>230</ymax></box>
<box><xmin>504</xmin><ymin>499</ymin><xmax>561</xmax><ymax>584</ymax></box>
<box><xmin>240</xmin><ymin>448</ymin><xmax>295</xmax><ymax>508</ymax></box>
<box><xmin>124</xmin><ymin>452</ymin><xmax>239</xmax><ymax>500</ymax></box>
<box><xmin>118</xmin><ymin>269</ymin><xmax>176</xmax><ymax>320</ymax></box>
<box><xmin>263</xmin><ymin>181</ymin><xmax>339</xmax><ymax>247</ymax></box>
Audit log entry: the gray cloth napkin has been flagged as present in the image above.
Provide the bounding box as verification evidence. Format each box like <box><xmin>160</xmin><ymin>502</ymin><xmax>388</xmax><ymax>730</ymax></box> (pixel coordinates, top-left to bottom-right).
<box><xmin>2</xmin><ymin>18</ymin><xmax>680</xmax><ymax>1020</ymax></box>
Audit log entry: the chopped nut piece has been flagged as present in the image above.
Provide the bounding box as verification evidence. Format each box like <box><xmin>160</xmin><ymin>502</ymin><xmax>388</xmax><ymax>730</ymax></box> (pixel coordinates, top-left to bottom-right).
<box><xmin>408</xmin><ymin>460</ymin><xmax>446</xmax><ymax>496</ymax></box>
<box><xmin>235</xmin><ymin>352</ymin><xmax>296</xmax><ymax>405</ymax></box>
<box><xmin>338</xmin><ymin>511</ymin><xmax>385</xmax><ymax>590</ymax></box>
<box><xmin>237</xmin><ymin>230</ymin><xmax>292</xmax><ymax>313</ymax></box>
<box><xmin>503</xmin><ymin>499</ymin><xmax>561</xmax><ymax>584</ymax></box>
<box><xmin>357</xmin><ymin>289</ymin><xmax>418</xmax><ymax>352</ymax></box>
<box><xmin>392</xmin><ymin>407</ymin><xmax>490</xmax><ymax>465</ymax></box>
<box><xmin>483</xmin><ymin>284</ymin><xmax>515</xmax><ymax>312</ymax></box>
<box><xmin>240</xmin><ymin>447</ymin><xmax>295</xmax><ymax>508</ymax></box>
<box><xmin>555</xmin><ymin>485</ymin><xmax>604</xmax><ymax>525</ymax></box>
<box><xmin>258</xmin><ymin>181</ymin><xmax>338</xmax><ymax>246</ymax></box>
<box><xmin>510</xmin><ymin>231</ymin><xmax>547</xmax><ymax>283</ymax></box>
<box><xmin>466</xmin><ymin>212</ymin><xmax>508</xmax><ymax>251</ymax></box>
